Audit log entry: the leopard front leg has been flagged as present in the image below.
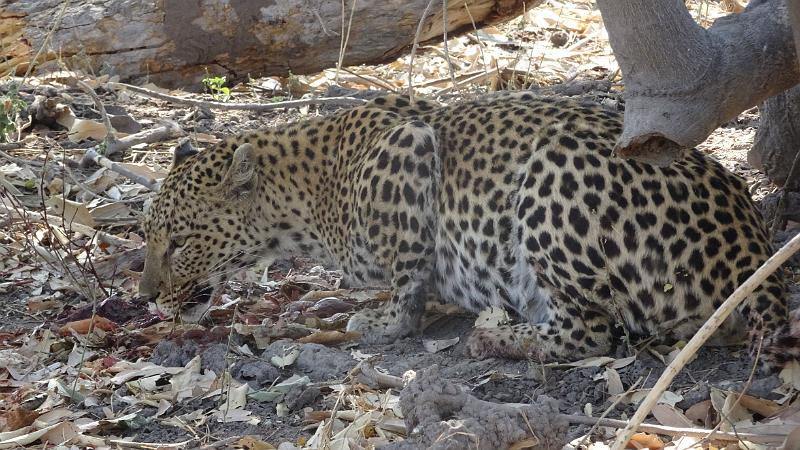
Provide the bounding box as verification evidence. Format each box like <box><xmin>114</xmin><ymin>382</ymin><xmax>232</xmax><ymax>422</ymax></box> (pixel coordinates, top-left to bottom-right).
<box><xmin>346</xmin><ymin>120</ymin><xmax>440</xmax><ymax>344</ymax></box>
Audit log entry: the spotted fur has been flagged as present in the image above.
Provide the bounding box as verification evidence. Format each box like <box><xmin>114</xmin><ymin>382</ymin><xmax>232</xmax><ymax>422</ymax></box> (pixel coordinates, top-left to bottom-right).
<box><xmin>140</xmin><ymin>93</ymin><xmax>790</xmax><ymax>367</ymax></box>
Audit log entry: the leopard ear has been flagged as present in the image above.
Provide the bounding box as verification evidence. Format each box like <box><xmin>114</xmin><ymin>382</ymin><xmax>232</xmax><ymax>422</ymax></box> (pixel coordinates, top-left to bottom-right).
<box><xmin>172</xmin><ymin>138</ymin><xmax>199</xmax><ymax>167</ymax></box>
<box><xmin>219</xmin><ymin>143</ymin><xmax>258</xmax><ymax>200</ymax></box>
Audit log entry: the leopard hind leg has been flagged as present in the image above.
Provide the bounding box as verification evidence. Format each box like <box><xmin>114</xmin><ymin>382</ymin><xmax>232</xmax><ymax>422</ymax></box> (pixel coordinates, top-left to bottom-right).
<box><xmin>467</xmin><ymin>288</ymin><xmax>614</xmax><ymax>362</ymax></box>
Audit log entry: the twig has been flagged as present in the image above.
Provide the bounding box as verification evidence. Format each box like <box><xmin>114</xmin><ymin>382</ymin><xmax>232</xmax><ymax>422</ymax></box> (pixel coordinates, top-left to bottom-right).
<box><xmin>305</xmin><ymin>405</ymin><xmax>784</xmax><ymax>445</ymax></box>
<box><xmin>75</xmin><ymin>80</ymin><xmax>117</xmax><ymax>148</ymax></box>
<box><xmin>111</xmin><ymin>122</ymin><xmax>184</xmax><ymax>154</ymax></box>
<box><xmin>77</xmin><ymin>119</ymin><xmax>182</xmax><ymax>181</ymax></box>
<box><xmin>610</xmin><ymin>231</ymin><xmax>800</xmax><ymax>450</ymax></box>
<box><xmin>311</xmin><ymin>8</ymin><xmax>337</xmax><ymax>37</ymax></box>
<box><xmin>353</xmin><ymin>360</ymin><xmax>405</xmax><ymax>389</ymax></box>
<box><xmin>0</xmin><ymin>143</ymin><xmax>22</xmax><ymax>151</ymax></box>
<box><xmin>462</xmin><ymin>2</ymin><xmax>491</xmax><ymax>91</ymax></box>
<box><xmin>339</xmin><ymin>67</ymin><xmax>399</xmax><ymax>92</ymax></box>
<box><xmin>63</xmin><ymin>164</ymin><xmax>145</xmax><ymax>204</ymax></box>
<box><xmin>698</xmin><ymin>338</ymin><xmax>763</xmax><ymax>446</ymax></box>
<box><xmin>321</xmin><ymin>385</ymin><xmax>348</xmax><ymax>448</ymax></box>
<box><xmin>195</xmin><ymin>435</ymin><xmax>244</xmax><ymax>450</ymax></box>
<box><xmin>76</xmin><ymin>79</ymin><xmax>184</xmax><ymax>157</ymax></box>
<box><xmin>0</xmin><ymin>148</ymin><xmax>44</xmax><ymax>166</ymax></box>
<box><xmin>335</xmin><ymin>0</ymin><xmax>358</xmax><ymax>84</ymax></box>
<box><xmin>435</xmin><ymin>70</ymin><xmax>497</xmax><ymax>96</ymax></box>
<box><xmin>769</xmin><ymin>147</ymin><xmax>800</xmax><ymax>238</ymax></box>
<box><xmin>441</xmin><ymin>0</ymin><xmax>458</xmax><ymax>90</ymax></box>
<box><xmin>562</xmin><ymin>415</ymin><xmax>784</xmax><ymax>445</ymax></box>
<box><xmin>310</xmin><ymin>410</ymin><xmax>407</xmax><ymax>434</ymax></box>
<box><xmin>407</xmin><ymin>0</ymin><xmax>437</xmax><ymax>103</ymax></box>
<box><xmin>1</xmin><ymin>203</ymin><xmax>138</xmax><ymax>248</ymax></box>
<box><xmin>110</xmin><ymin>82</ymin><xmax>366</xmax><ymax>111</ymax></box>
<box><xmin>579</xmin><ymin>376</ymin><xmax>643</xmax><ymax>447</ymax></box>
<box><xmin>81</xmin><ymin>148</ymin><xmax>160</xmax><ymax>191</ymax></box>
<box><xmin>106</xmin><ymin>438</ymin><xmax>192</xmax><ymax>449</ymax></box>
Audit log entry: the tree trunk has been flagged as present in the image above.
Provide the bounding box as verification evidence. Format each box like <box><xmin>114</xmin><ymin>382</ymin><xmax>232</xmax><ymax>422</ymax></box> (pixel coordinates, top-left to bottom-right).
<box><xmin>748</xmin><ymin>85</ymin><xmax>800</xmax><ymax>189</ymax></box>
<box><xmin>748</xmin><ymin>1</ymin><xmax>800</xmax><ymax>189</ymax></box>
<box><xmin>596</xmin><ymin>0</ymin><xmax>800</xmax><ymax>166</ymax></box>
<box><xmin>0</xmin><ymin>0</ymin><xmax>533</xmax><ymax>90</ymax></box>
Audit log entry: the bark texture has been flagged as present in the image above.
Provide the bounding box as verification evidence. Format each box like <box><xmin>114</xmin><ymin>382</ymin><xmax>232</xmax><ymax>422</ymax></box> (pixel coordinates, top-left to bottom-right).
<box><xmin>0</xmin><ymin>0</ymin><xmax>533</xmax><ymax>89</ymax></box>
<box><xmin>747</xmin><ymin>0</ymin><xmax>800</xmax><ymax>188</ymax></box>
<box><xmin>597</xmin><ymin>0</ymin><xmax>800</xmax><ymax>166</ymax></box>
<box><xmin>748</xmin><ymin>85</ymin><xmax>800</xmax><ymax>189</ymax></box>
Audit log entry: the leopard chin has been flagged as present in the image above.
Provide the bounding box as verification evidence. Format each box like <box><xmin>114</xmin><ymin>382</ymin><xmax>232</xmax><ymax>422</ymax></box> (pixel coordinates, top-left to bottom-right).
<box><xmin>152</xmin><ymin>284</ymin><xmax>215</xmax><ymax>322</ymax></box>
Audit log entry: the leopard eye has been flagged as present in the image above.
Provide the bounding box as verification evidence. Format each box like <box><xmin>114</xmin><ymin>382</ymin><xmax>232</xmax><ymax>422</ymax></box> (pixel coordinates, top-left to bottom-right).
<box><xmin>171</xmin><ymin>236</ymin><xmax>187</xmax><ymax>249</ymax></box>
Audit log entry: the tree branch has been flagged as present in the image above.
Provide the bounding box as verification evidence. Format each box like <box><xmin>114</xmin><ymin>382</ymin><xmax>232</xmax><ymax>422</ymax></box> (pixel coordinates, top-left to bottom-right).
<box><xmin>597</xmin><ymin>0</ymin><xmax>800</xmax><ymax>165</ymax></box>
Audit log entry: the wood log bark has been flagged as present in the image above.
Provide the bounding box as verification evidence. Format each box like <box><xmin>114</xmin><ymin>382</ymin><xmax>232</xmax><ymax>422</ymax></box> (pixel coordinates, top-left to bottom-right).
<box><xmin>0</xmin><ymin>0</ymin><xmax>533</xmax><ymax>90</ymax></box>
<box><xmin>596</xmin><ymin>0</ymin><xmax>800</xmax><ymax>166</ymax></box>
<box><xmin>748</xmin><ymin>1</ymin><xmax>800</xmax><ymax>189</ymax></box>
<box><xmin>748</xmin><ymin>85</ymin><xmax>800</xmax><ymax>189</ymax></box>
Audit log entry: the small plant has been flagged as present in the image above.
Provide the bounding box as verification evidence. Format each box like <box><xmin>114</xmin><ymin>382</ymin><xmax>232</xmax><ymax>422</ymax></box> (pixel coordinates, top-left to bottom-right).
<box><xmin>202</xmin><ymin>71</ymin><xmax>231</xmax><ymax>101</ymax></box>
<box><xmin>0</xmin><ymin>83</ymin><xmax>27</xmax><ymax>142</ymax></box>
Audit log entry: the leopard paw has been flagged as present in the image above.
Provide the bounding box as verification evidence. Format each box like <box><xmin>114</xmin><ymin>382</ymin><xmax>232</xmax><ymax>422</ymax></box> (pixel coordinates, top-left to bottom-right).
<box><xmin>347</xmin><ymin>308</ymin><xmax>415</xmax><ymax>344</ymax></box>
<box><xmin>466</xmin><ymin>327</ymin><xmax>536</xmax><ymax>360</ymax></box>
<box><xmin>757</xmin><ymin>323</ymin><xmax>800</xmax><ymax>373</ymax></box>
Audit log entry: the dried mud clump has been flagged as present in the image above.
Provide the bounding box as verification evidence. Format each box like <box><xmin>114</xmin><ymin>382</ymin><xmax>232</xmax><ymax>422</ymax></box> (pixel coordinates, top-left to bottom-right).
<box><xmin>386</xmin><ymin>366</ymin><xmax>568</xmax><ymax>450</ymax></box>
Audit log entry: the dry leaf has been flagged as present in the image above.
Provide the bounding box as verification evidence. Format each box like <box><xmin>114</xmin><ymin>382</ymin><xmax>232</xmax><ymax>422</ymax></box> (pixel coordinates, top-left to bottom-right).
<box><xmin>0</xmin><ymin>407</ymin><xmax>39</xmax><ymax>432</ymax></box>
<box><xmin>423</xmin><ymin>337</ymin><xmax>459</xmax><ymax>353</ymax></box>
<box><xmin>220</xmin><ymin>382</ymin><xmax>249</xmax><ymax>411</ymax></box>
<box><xmin>561</xmin><ymin>356</ymin><xmax>616</xmax><ymax>368</ymax></box>
<box><xmin>26</xmin><ymin>297</ymin><xmax>61</xmax><ymax>313</ymax></box>
<box><xmin>191</xmin><ymin>132</ymin><xmax>220</xmax><ymax>143</ymax></box>
<box><xmin>46</xmin><ymin>196</ymin><xmax>96</xmax><ymax>228</ymax></box>
<box><xmin>780</xmin><ymin>360</ymin><xmax>800</xmax><ymax>390</ymax></box>
<box><xmin>669</xmin><ymin>436</ymin><xmax>701</xmax><ymax>450</ymax></box>
<box><xmin>270</xmin><ymin>348</ymin><xmax>300</xmax><ymax>369</ymax></box>
<box><xmin>737</xmin><ymin>405</ymin><xmax>800</xmax><ymax>436</ymax></box>
<box><xmin>59</xmin><ymin>316</ymin><xmax>117</xmax><ymax>335</ymax></box>
<box><xmin>304</xmin><ymin>297</ymin><xmax>353</xmax><ymax>318</ymax></box>
<box><xmin>618</xmin><ymin>389</ymin><xmax>682</xmax><ymax>407</ymax></box>
<box><xmin>115</xmin><ymin>162</ymin><xmax>168</xmax><ymax>183</ymax></box>
<box><xmin>719</xmin><ymin>390</ymin><xmax>754</xmax><ymax>432</ymax></box>
<box><xmin>625</xmin><ymin>432</ymin><xmax>664</xmax><ymax>449</ymax></box>
<box><xmin>0</xmin><ymin>421</ymin><xmax>64</xmax><ymax>448</ymax></box>
<box><xmin>651</xmin><ymin>403</ymin><xmax>694</xmax><ymax>428</ymax></box>
<box><xmin>83</xmin><ymin>167</ymin><xmax>121</xmax><ymax>193</ymax></box>
<box><xmin>610</xmin><ymin>355</ymin><xmax>636</xmax><ymax>369</ymax></box>
<box><xmin>237</xmin><ymin>435</ymin><xmax>277</xmax><ymax>450</ymax></box>
<box><xmin>783</xmin><ymin>425</ymin><xmax>800</xmax><ymax>450</ymax></box>
<box><xmin>131</xmin><ymin>322</ymin><xmax>205</xmax><ymax>346</ymax></box>
<box><xmin>69</xmin><ymin>118</ymin><xmax>111</xmax><ymax>142</ymax></box>
<box><xmin>89</xmin><ymin>203</ymin><xmax>134</xmax><ymax>221</ymax></box>
<box><xmin>684</xmin><ymin>400</ymin><xmax>713</xmax><ymax>427</ymax></box>
<box><xmin>297</xmin><ymin>330</ymin><xmax>360</xmax><ymax>345</ymax></box>
<box><xmin>605</xmin><ymin>366</ymin><xmax>624</xmax><ymax>396</ymax></box>
<box><xmin>40</xmin><ymin>421</ymin><xmax>80</xmax><ymax>447</ymax></box>
<box><xmin>737</xmin><ymin>394</ymin><xmax>783</xmax><ymax>417</ymax></box>
<box><xmin>508</xmin><ymin>436</ymin><xmax>540</xmax><ymax>450</ymax></box>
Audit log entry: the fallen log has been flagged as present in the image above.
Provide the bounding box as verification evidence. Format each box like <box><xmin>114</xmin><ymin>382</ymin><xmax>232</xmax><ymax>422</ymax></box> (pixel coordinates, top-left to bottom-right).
<box><xmin>1</xmin><ymin>0</ymin><xmax>534</xmax><ymax>89</ymax></box>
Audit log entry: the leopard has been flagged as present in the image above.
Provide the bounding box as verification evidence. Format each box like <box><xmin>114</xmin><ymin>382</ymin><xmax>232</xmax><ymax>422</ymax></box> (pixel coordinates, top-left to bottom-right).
<box><xmin>139</xmin><ymin>92</ymin><xmax>793</xmax><ymax>368</ymax></box>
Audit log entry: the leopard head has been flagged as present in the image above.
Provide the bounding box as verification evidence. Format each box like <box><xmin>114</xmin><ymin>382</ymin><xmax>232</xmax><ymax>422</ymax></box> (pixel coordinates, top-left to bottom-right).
<box><xmin>140</xmin><ymin>142</ymin><xmax>261</xmax><ymax>321</ymax></box>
